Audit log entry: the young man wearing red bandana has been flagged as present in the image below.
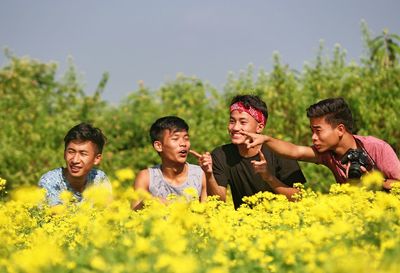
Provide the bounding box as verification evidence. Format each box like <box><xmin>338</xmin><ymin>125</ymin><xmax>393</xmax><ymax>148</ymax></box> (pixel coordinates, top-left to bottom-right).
<box><xmin>191</xmin><ymin>95</ymin><xmax>306</xmax><ymax>209</ymax></box>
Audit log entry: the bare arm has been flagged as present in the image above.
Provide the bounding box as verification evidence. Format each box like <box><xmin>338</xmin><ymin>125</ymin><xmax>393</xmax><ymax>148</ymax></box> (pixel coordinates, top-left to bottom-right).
<box><xmin>205</xmin><ymin>172</ymin><xmax>227</xmax><ymax>202</ymax></box>
<box><xmin>199</xmin><ymin>171</ymin><xmax>208</xmax><ymax>202</ymax></box>
<box><xmin>190</xmin><ymin>150</ymin><xmax>227</xmax><ymax>202</ymax></box>
<box><xmin>242</xmin><ymin>131</ymin><xmax>318</xmax><ymax>163</ymax></box>
<box><xmin>131</xmin><ymin>169</ymin><xmax>150</xmax><ymax>210</ymax></box>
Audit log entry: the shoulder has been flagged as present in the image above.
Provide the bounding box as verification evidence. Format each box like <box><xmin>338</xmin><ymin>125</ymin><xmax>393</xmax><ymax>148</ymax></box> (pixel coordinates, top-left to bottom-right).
<box><xmin>187</xmin><ymin>163</ymin><xmax>203</xmax><ymax>175</ymax></box>
<box><xmin>38</xmin><ymin>167</ymin><xmax>63</xmax><ymax>187</ymax></box>
<box><xmin>261</xmin><ymin>145</ymin><xmax>285</xmax><ymax>161</ymax></box>
<box><xmin>90</xmin><ymin>168</ymin><xmax>108</xmax><ymax>178</ymax></box>
<box><xmin>89</xmin><ymin>168</ymin><xmax>110</xmax><ymax>184</ymax></box>
<box><xmin>356</xmin><ymin>135</ymin><xmax>390</xmax><ymax>146</ymax></box>
<box><xmin>211</xmin><ymin>143</ymin><xmax>236</xmax><ymax>157</ymax></box>
<box><xmin>134</xmin><ymin>169</ymin><xmax>150</xmax><ymax>189</ymax></box>
<box><xmin>137</xmin><ymin>168</ymin><xmax>150</xmax><ymax>178</ymax></box>
<box><xmin>187</xmin><ymin>163</ymin><xmax>201</xmax><ymax>170</ymax></box>
<box><xmin>355</xmin><ymin>135</ymin><xmax>393</xmax><ymax>152</ymax></box>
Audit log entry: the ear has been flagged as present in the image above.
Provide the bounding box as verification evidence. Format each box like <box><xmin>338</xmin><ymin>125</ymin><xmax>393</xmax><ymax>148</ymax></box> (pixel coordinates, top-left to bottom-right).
<box><xmin>94</xmin><ymin>154</ymin><xmax>102</xmax><ymax>165</ymax></box>
<box><xmin>256</xmin><ymin>122</ymin><xmax>265</xmax><ymax>134</ymax></box>
<box><xmin>336</xmin><ymin>124</ymin><xmax>346</xmax><ymax>137</ymax></box>
<box><xmin>153</xmin><ymin>141</ymin><xmax>163</xmax><ymax>153</ymax></box>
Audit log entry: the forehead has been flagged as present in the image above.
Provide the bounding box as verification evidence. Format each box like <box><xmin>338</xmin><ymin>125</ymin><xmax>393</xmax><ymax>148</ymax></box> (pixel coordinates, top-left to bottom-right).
<box><xmin>230</xmin><ymin>110</ymin><xmax>256</xmax><ymax>121</ymax></box>
<box><xmin>162</xmin><ymin>129</ymin><xmax>188</xmax><ymax>137</ymax></box>
<box><xmin>310</xmin><ymin>117</ymin><xmax>332</xmax><ymax>128</ymax></box>
<box><xmin>66</xmin><ymin>140</ymin><xmax>97</xmax><ymax>152</ymax></box>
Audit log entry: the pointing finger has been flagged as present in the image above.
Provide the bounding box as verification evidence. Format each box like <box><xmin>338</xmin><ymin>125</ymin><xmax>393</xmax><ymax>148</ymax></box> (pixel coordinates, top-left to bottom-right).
<box><xmin>258</xmin><ymin>150</ymin><xmax>266</xmax><ymax>161</ymax></box>
<box><xmin>189</xmin><ymin>149</ymin><xmax>202</xmax><ymax>159</ymax></box>
<box><xmin>240</xmin><ymin>130</ymin><xmax>253</xmax><ymax>137</ymax></box>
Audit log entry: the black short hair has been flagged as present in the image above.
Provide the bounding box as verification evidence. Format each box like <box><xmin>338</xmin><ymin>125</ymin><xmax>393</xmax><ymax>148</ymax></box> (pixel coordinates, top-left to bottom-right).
<box><xmin>230</xmin><ymin>94</ymin><xmax>268</xmax><ymax>121</ymax></box>
<box><xmin>149</xmin><ymin>116</ymin><xmax>189</xmax><ymax>143</ymax></box>
<box><xmin>64</xmin><ymin>123</ymin><xmax>107</xmax><ymax>153</ymax></box>
<box><xmin>306</xmin><ymin>98</ymin><xmax>354</xmax><ymax>132</ymax></box>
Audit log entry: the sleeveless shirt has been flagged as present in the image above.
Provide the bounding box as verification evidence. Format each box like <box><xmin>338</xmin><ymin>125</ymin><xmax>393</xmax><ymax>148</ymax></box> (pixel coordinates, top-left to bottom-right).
<box><xmin>148</xmin><ymin>163</ymin><xmax>203</xmax><ymax>198</ymax></box>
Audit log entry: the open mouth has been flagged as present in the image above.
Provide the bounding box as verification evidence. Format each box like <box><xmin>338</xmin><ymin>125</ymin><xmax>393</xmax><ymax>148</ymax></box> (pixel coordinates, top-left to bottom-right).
<box><xmin>70</xmin><ymin>165</ymin><xmax>82</xmax><ymax>173</ymax></box>
<box><xmin>179</xmin><ymin>150</ymin><xmax>188</xmax><ymax>156</ymax></box>
<box><xmin>230</xmin><ymin>132</ymin><xmax>242</xmax><ymax>138</ymax></box>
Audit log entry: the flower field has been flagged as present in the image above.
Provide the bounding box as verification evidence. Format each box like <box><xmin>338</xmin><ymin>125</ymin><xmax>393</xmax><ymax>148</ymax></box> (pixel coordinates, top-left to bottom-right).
<box><xmin>1</xmin><ymin>171</ymin><xmax>399</xmax><ymax>273</ymax></box>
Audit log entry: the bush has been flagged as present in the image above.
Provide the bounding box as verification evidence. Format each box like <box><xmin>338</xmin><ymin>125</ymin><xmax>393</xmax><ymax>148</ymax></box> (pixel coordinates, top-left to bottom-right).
<box><xmin>1</xmin><ymin>26</ymin><xmax>399</xmax><ymax>191</ymax></box>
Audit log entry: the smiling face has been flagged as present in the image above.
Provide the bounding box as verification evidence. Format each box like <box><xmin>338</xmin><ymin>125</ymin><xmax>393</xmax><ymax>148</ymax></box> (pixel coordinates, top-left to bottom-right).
<box><xmin>64</xmin><ymin>140</ymin><xmax>102</xmax><ymax>180</ymax></box>
<box><xmin>310</xmin><ymin>116</ymin><xmax>344</xmax><ymax>152</ymax></box>
<box><xmin>228</xmin><ymin>110</ymin><xmax>264</xmax><ymax>145</ymax></box>
<box><xmin>154</xmin><ymin>129</ymin><xmax>190</xmax><ymax>164</ymax></box>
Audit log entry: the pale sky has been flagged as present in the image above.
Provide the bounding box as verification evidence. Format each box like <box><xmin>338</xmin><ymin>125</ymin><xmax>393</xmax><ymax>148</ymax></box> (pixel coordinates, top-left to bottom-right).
<box><xmin>1</xmin><ymin>0</ymin><xmax>399</xmax><ymax>103</ymax></box>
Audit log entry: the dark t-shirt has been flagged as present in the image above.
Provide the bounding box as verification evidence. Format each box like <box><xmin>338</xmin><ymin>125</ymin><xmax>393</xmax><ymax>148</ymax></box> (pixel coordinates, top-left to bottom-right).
<box><xmin>211</xmin><ymin>143</ymin><xmax>306</xmax><ymax>209</ymax></box>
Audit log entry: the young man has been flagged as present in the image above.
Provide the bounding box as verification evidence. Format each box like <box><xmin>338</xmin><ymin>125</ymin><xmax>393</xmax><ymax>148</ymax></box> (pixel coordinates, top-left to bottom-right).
<box><xmin>132</xmin><ymin>116</ymin><xmax>207</xmax><ymax>210</ymax></box>
<box><xmin>242</xmin><ymin>98</ymin><xmax>400</xmax><ymax>189</ymax></box>
<box><xmin>38</xmin><ymin>123</ymin><xmax>111</xmax><ymax>206</ymax></box>
<box><xmin>192</xmin><ymin>95</ymin><xmax>306</xmax><ymax>209</ymax></box>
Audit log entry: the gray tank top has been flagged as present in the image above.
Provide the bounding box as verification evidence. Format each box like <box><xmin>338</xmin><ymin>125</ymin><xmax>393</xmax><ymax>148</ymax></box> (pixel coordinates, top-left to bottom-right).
<box><xmin>148</xmin><ymin>163</ymin><xmax>203</xmax><ymax>198</ymax></box>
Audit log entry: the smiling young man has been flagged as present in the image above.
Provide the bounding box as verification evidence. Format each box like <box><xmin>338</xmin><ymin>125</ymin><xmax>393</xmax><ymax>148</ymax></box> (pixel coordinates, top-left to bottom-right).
<box><xmin>38</xmin><ymin>123</ymin><xmax>111</xmax><ymax>206</ymax></box>
<box><xmin>242</xmin><ymin>98</ymin><xmax>400</xmax><ymax>189</ymax></box>
<box><xmin>193</xmin><ymin>95</ymin><xmax>306</xmax><ymax>209</ymax></box>
<box><xmin>132</xmin><ymin>116</ymin><xmax>207</xmax><ymax>210</ymax></box>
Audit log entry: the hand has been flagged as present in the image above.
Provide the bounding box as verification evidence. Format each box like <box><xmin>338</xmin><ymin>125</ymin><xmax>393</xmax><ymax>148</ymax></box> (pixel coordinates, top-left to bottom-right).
<box><xmin>190</xmin><ymin>150</ymin><xmax>213</xmax><ymax>174</ymax></box>
<box><xmin>345</xmin><ymin>162</ymin><xmax>368</xmax><ymax>179</ymax></box>
<box><xmin>251</xmin><ymin>150</ymin><xmax>272</xmax><ymax>180</ymax></box>
<box><xmin>240</xmin><ymin>130</ymin><xmax>268</xmax><ymax>149</ymax></box>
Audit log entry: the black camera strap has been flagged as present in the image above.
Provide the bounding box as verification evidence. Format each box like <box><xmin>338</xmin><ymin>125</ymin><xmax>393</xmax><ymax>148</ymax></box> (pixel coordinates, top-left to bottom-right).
<box><xmin>354</xmin><ymin>137</ymin><xmax>377</xmax><ymax>170</ymax></box>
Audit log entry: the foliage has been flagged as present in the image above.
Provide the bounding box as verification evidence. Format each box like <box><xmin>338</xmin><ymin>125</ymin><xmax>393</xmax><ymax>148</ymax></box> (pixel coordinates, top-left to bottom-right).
<box><xmin>0</xmin><ymin>26</ymin><xmax>399</xmax><ymax>192</ymax></box>
<box><xmin>0</xmin><ymin>54</ymin><xmax>109</xmax><ymax>189</ymax></box>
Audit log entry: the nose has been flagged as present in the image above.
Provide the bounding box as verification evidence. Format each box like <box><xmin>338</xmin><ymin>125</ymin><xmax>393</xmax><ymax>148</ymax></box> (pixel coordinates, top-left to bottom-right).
<box><xmin>179</xmin><ymin>139</ymin><xmax>188</xmax><ymax>147</ymax></box>
<box><xmin>72</xmin><ymin>153</ymin><xmax>81</xmax><ymax>163</ymax></box>
<box><xmin>311</xmin><ymin>132</ymin><xmax>318</xmax><ymax>142</ymax></box>
<box><xmin>231</xmin><ymin>121</ymin><xmax>241</xmax><ymax>131</ymax></box>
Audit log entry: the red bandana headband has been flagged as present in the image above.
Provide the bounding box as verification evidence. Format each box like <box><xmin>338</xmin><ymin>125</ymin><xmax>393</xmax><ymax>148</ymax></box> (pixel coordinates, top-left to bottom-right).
<box><xmin>230</xmin><ymin>101</ymin><xmax>266</xmax><ymax>125</ymax></box>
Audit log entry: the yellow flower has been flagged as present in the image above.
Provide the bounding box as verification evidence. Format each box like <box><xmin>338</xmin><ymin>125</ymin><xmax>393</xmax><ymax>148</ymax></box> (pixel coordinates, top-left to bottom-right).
<box><xmin>11</xmin><ymin>186</ymin><xmax>46</xmax><ymax>204</ymax></box>
<box><xmin>183</xmin><ymin>187</ymin><xmax>199</xmax><ymax>201</ymax></box>
<box><xmin>115</xmin><ymin>168</ymin><xmax>135</xmax><ymax>181</ymax></box>
<box><xmin>82</xmin><ymin>184</ymin><xmax>112</xmax><ymax>207</ymax></box>
<box><xmin>59</xmin><ymin>190</ymin><xmax>73</xmax><ymax>203</ymax></box>
<box><xmin>0</xmin><ymin>177</ymin><xmax>6</xmax><ymax>191</ymax></box>
<box><xmin>361</xmin><ymin>171</ymin><xmax>385</xmax><ymax>191</ymax></box>
<box><xmin>90</xmin><ymin>255</ymin><xmax>107</xmax><ymax>271</ymax></box>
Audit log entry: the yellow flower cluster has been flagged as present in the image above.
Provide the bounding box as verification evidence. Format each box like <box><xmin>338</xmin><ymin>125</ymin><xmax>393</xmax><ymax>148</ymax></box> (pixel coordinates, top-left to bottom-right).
<box><xmin>0</xmin><ymin>171</ymin><xmax>399</xmax><ymax>272</ymax></box>
<box><xmin>0</xmin><ymin>177</ymin><xmax>6</xmax><ymax>192</ymax></box>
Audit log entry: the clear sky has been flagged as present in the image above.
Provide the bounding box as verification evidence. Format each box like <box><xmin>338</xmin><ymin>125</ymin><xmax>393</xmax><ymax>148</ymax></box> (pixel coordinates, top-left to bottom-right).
<box><xmin>1</xmin><ymin>0</ymin><xmax>399</xmax><ymax>103</ymax></box>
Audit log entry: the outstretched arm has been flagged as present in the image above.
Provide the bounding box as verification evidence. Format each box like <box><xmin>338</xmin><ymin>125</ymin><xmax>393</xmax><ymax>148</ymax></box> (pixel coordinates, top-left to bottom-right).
<box><xmin>241</xmin><ymin>130</ymin><xmax>318</xmax><ymax>163</ymax></box>
<box><xmin>190</xmin><ymin>150</ymin><xmax>227</xmax><ymax>201</ymax></box>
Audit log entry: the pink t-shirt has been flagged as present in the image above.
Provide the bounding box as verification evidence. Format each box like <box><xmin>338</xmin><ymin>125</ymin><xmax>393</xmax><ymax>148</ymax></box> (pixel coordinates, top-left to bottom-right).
<box><xmin>314</xmin><ymin>135</ymin><xmax>400</xmax><ymax>183</ymax></box>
